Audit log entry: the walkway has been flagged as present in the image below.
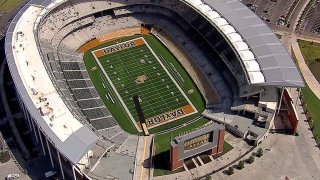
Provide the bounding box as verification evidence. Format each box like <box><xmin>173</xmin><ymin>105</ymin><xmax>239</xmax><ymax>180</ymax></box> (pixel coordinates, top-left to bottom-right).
<box><xmin>134</xmin><ymin>135</ymin><xmax>153</xmax><ymax>180</ymax></box>
<box><xmin>289</xmin><ymin>88</ymin><xmax>320</xmax><ymax>171</ymax></box>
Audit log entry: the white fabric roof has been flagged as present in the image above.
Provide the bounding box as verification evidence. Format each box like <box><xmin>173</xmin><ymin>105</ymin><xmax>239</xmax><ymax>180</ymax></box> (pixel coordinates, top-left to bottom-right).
<box><xmin>205</xmin><ymin>10</ymin><xmax>220</xmax><ymax>19</ymax></box>
<box><xmin>239</xmin><ymin>50</ymin><xmax>255</xmax><ymax>61</ymax></box>
<box><xmin>201</xmin><ymin>0</ymin><xmax>304</xmax><ymax>87</ymax></box>
<box><xmin>212</xmin><ymin>17</ymin><xmax>228</xmax><ymax>27</ymax></box>
<box><xmin>233</xmin><ymin>41</ymin><xmax>249</xmax><ymax>51</ymax></box>
<box><xmin>186</xmin><ymin>0</ymin><xmax>202</xmax><ymax>7</ymax></box>
<box><xmin>197</xmin><ymin>4</ymin><xmax>211</xmax><ymax>13</ymax></box>
<box><xmin>220</xmin><ymin>25</ymin><xmax>236</xmax><ymax>34</ymax></box>
<box><xmin>244</xmin><ymin>60</ymin><xmax>260</xmax><ymax>72</ymax></box>
<box><xmin>188</xmin><ymin>0</ymin><xmax>266</xmax><ymax>85</ymax></box>
<box><xmin>226</xmin><ymin>33</ymin><xmax>242</xmax><ymax>43</ymax></box>
<box><xmin>249</xmin><ymin>72</ymin><xmax>265</xmax><ymax>84</ymax></box>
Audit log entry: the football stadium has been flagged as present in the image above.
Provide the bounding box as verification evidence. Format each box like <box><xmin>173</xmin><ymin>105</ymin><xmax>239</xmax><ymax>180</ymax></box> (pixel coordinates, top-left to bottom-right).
<box><xmin>4</xmin><ymin>0</ymin><xmax>303</xmax><ymax>179</ymax></box>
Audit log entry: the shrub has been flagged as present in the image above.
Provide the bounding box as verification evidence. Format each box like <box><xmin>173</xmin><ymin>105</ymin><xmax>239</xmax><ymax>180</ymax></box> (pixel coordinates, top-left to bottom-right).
<box><xmin>247</xmin><ymin>156</ymin><xmax>254</xmax><ymax>164</ymax></box>
<box><xmin>238</xmin><ymin>160</ymin><xmax>245</xmax><ymax>169</ymax></box>
<box><xmin>227</xmin><ymin>167</ymin><xmax>234</xmax><ymax>175</ymax></box>
<box><xmin>257</xmin><ymin>148</ymin><xmax>263</xmax><ymax>158</ymax></box>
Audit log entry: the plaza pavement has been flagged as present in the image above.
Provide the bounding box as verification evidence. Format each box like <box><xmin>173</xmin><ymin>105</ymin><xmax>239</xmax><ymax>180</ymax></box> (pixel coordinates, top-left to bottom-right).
<box><xmin>0</xmin><ymin>158</ymin><xmax>30</xmax><ymax>180</ymax></box>
<box><xmin>213</xmin><ymin>88</ymin><xmax>320</xmax><ymax>180</ymax></box>
<box><xmin>152</xmin><ymin>133</ymin><xmax>253</xmax><ymax>180</ymax></box>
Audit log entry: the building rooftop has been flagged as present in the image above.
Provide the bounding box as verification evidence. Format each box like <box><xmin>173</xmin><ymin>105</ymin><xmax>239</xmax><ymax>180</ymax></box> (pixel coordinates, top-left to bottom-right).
<box><xmin>5</xmin><ymin>2</ymin><xmax>98</xmax><ymax>165</ymax></box>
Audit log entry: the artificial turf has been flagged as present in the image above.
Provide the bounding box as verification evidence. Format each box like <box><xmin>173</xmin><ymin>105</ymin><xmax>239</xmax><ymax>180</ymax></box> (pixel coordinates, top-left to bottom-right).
<box><xmin>93</xmin><ymin>37</ymin><xmax>194</xmax><ymax>127</ymax></box>
<box><xmin>83</xmin><ymin>34</ymin><xmax>205</xmax><ymax>134</ymax></box>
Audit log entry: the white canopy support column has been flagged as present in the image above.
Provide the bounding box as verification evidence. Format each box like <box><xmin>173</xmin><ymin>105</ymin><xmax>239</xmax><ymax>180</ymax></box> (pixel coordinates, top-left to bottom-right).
<box><xmin>295</xmin><ymin>88</ymin><xmax>301</xmax><ymax>108</ymax></box>
<box><xmin>46</xmin><ymin>139</ymin><xmax>54</xmax><ymax>168</ymax></box>
<box><xmin>72</xmin><ymin>165</ymin><xmax>76</xmax><ymax>180</ymax></box>
<box><xmin>277</xmin><ymin>88</ymin><xmax>284</xmax><ymax>115</ymax></box>
<box><xmin>57</xmin><ymin>150</ymin><xmax>65</xmax><ymax>180</ymax></box>
<box><xmin>38</xmin><ymin>128</ymin><xmax>45</xmax><ymax>156</ymax></box>
<box><xmin>31</xmin><ymin>119</ymin><xmax>38</xmax><ymax>143</ymax></box>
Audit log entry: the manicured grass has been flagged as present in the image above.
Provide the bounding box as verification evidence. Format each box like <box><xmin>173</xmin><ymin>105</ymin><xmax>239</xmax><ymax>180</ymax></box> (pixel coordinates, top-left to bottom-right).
<box><xmin>292</xmin><ymin>45</ymin><xmax>320</xmax><ymax>143</ymax></box>
<box><xmin>83</xmin><ymin>34</ymin><xmax>205</xmax><ymax>134</ymax></box>
<box><xmin>298</xmin><ymin>39</ymin><xmax>320</xmax><ymax>82</ymax></box>
<box><xmin>301</xmin><ymin>85</ymin><xmax>320</xmax><ymax>143</ymax></box>
<box><xmin>0</xmin><ymin>0</ymin><xmax>24</xmax><ymax>11</ymax></box>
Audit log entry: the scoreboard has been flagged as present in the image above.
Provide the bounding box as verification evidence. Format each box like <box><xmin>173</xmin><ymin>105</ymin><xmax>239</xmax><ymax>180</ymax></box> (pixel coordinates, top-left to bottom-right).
<box><xmin>183</xmin><ymin>133</ymin><xmax>210</xmax><ymax>151</ymax></box>
<box><xmin>170</xmin><ymin>123</ymin><xmax>225</xmax><ymax>170</ymax></box>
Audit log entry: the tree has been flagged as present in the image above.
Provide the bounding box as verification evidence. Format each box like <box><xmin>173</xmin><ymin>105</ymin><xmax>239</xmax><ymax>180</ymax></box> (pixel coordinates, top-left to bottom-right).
<box><xmin>247</xmin><ymin>155</ymin><xmax>255</xmax><ymax>164</ymax></box>
<box><xmin>238</xmin><ymin>160</ymin><xmax>245</xmax><ymax>169</ymax></box>
<box><xmin>228</xmin><ymin>167</ymin><xmax>234</xmax><ymax>175</ymax></box>
<box><xmin>257</xmin><ymin>148</ymin><xmax>263</xmax><ymax>157</ymax></box>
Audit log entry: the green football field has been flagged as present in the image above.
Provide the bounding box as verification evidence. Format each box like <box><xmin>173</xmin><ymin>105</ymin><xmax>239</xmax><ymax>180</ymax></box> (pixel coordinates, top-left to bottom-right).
<box><xmin>91</xmin><ymin>37</ymin><xmax>196</xmax><ymax>130</ymax></box>
<box><xmin>84</xmin><ymin>35</ymin><xmax>206</xmax><ymax>134</ymax></box>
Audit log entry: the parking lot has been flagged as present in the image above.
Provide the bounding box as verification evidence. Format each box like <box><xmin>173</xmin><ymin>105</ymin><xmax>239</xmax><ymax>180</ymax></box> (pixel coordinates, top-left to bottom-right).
<box><xmin>299</xmin><ymin>1</ymin><xmax>320</xmax><ymax>35</ymax></box>
<box><xmin>242</xmin><ymin>0</ymin><xmax>298</xmax><ymax>28</ymax></box>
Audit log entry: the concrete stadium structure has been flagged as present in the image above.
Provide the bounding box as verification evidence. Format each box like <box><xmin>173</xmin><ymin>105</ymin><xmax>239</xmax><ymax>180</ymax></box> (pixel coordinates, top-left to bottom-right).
<box><xmin>4</xmin><ymin>0</ymin><xmax>303</xmax><ymax>179</ymax></box>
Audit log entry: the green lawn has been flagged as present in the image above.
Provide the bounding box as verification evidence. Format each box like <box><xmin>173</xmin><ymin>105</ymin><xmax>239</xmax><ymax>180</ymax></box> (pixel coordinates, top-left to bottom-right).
<box><xmin>292</xmin><ymin>45</ymin><xmax>320</xmax><ymax>143</ymax></box>
<box><xmin>302</xmin><ymin>86</ymin><xmax>320</xmax><ymax>143</ymax></box>
<box><xmin>0</xmin><ymin>0</ymin><xmax>24</xmax><ymax>11</ymax></box>
<box><xmin>298</xmin><ymin>39</ymin><xmax>320</xmax><ymax>82</ymax></box>
<box><xmin>83</xmin><ymin>35</ymin><xmax>205</xmax><ymax>134</ymax></box>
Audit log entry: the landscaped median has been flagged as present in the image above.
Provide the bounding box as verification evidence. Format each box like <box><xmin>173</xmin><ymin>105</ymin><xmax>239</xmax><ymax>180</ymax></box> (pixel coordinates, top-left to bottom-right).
<box><xmin>298</xmin><ymin>39</ymin><xmax>320</xmax><ymax>82</ymax></box>
<box><xmin>0</xmin><ymin>0</ymin><xmax>24</xmax><ymax>12</ymax></box>
<box><xmin>293</xmin><ymin>41</ymin><xmax>320</xmax><ymax>145</ymax></box>
<box><xmin>300</xmin><ymin>86</ymin><xmax>320</xmax><ymax>145</ymax></box>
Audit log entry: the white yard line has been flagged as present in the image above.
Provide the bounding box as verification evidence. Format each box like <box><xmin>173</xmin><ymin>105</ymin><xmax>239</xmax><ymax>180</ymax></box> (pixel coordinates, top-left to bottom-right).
<box><xmin>92</xmin><ymin>37</ymin><xmax>198</xmax><ymax>131</ymax></box>
<box><xmin>117</xmin><ymin>54</ymin><xmax>157</xmax><ymax>114</ymax></box>
<box><xmin>99</xmin><ymin>73</ymin><xmax>121</xmax><ymax>106</ymax></box>
<box><xmin>141</xmin><ymin>38</ymin><xmax>198</xmax><ymax>114</ymax></box>
<box><xmin>91</xmin><ymin>47</ymin><xmax>142</xmax><ymax>132</ymax></box>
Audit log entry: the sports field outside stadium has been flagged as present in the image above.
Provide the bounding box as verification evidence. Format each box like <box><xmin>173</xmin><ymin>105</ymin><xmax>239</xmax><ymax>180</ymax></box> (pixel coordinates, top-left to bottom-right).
<box><xmin>83</xmin><ymin>35</ymin><xmax>205</xmax><ymax>134</ymax></box>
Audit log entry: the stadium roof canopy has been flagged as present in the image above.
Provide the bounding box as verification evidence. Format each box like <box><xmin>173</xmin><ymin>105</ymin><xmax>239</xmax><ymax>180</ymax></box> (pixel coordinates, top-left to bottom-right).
<box><xmin>5</xmin><ymin>0</ymin><xmax>98</xmax><ymax>165</ymax></box>
<box><xmin>5</xmin><ymin>0</ymin><xmax>305</xmax><ymax>165</ymax></box>
<box><xmin>186</xmin><ymin>0</ymin><xmax>304</xmax><ymax>88</ymax></box>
